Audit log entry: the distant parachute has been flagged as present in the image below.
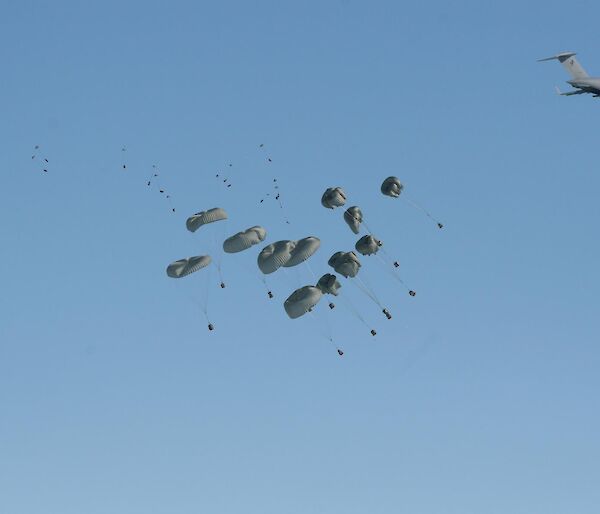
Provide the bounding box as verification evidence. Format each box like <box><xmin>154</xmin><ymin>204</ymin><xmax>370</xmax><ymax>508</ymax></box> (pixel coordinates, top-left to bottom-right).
<box><xmin>355</xmin><ymin>234</ymin><xmax>416</xmax><ymax>296</ymax></box>
<box><xmin>328</xmin><ymin>250</ymin><xmax>391</xmax><ymax>320</ymax></box>
<box><xmin>284</xmin><ymin>285</ymin><xmax>323</xmax><ymax>319</ymax></box>
<box><xmin>355</xmin><ymin>235</ymin><xmax>381</xmax><ymax>256</ymax></box>
<box><xmin>343</xmin><ymin>206</ymin><xmax>363</xmax><ymax>234</ymax></box>
<box><xmin>257</xmin><ymin>240</ymin><xmax>296</xmax><ymax>274</ymax></box>
<box><xmin>284</xmin><ymin>236</ymin><xmax>320</xmax><ymax>268</ymax></box>
<box><xmin>380</xmin><ymin>176</ymin><xmax>443</xmax><ymax>229</ymax></box>
<box><xmin>321</xmin><ymin>187</ymin><xmax>347</xmax><ymax>209</ymax></box>
<box><xmin>328</xmin><ymin>251</ymin><xmax>361</xmax><ymax>278</ymax></box>
<box><xmin>381</xmin><ymin>176</ymin><xmax>404</xmax><ymax>198</ymax></box>
<box><xmin>166</xmin><ymin>255</ymin><xmax>212</xmax><ymax>278</ymax></box>
<box><xmin>223</xmin><ymin>226</ymin><xmax>267</xmax><ymax>253</ymax></box>
<box><xmin>186</xmin><ymin>208</ymin><xmax>228</xmax><ymax>232</ymax></box>
<box><xmin>316</xmin><ymin>273</ymin><xmax>342</xmax><ymax>296</ymax></box>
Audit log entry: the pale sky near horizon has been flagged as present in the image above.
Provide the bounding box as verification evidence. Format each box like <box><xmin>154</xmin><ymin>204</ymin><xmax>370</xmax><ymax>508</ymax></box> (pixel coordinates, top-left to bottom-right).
<box><xmin>1</xmin><ymin>1</ymin><xmax>599</xmax><ymax>513</ymax></box>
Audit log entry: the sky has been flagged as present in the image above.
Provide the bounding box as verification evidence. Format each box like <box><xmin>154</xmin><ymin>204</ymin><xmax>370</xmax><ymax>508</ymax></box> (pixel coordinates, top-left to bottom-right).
<box><xmin>1</xmin><ymin>0</ymin><xmax>599</xmax><ymax>512</ymax></box>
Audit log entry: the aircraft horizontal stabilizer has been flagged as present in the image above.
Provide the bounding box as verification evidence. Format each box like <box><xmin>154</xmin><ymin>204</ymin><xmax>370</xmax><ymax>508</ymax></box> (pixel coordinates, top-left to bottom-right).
<box><xmin>538</xmin><ymin>52</ymin><xmax>577</xmax><ymax>62</ymax></box>
<box><xmin>555</xmin><ymin>85</ymin><xmax>585</xmax><ymax>96</ymax></box>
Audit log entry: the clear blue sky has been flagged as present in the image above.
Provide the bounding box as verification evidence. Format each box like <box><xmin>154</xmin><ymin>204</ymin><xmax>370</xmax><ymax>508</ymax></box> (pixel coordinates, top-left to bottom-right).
<box><xmin>1</xmin><ymin>1</ymin><xmax>599</xmax><ymax>512</ymax></box>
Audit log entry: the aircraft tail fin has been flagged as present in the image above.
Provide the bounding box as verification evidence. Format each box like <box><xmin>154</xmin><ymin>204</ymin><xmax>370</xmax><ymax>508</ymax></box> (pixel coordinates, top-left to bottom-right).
<box><xmin>538</xmin><ymin>52</ymin><xmax>589</xmax><ymax>79</ymax></box>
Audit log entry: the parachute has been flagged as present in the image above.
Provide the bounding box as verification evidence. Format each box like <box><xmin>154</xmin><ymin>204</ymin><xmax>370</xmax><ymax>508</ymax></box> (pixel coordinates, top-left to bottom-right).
<box><xmin>257</xmin><ymin>240</ymin><xmax>296</xmax><ymax>274</ymax></box>
<box><xmin>355</xmin><ymin>235</ymin><xmax>381</xmax><ymax>256</ymax></box>
<box><xmin>223</xmin><ymin>226</ymin><xmax>267</xmax><ymax>253</ymax></box>
<box><xmin>223</xmin><ymin>225</ymin><xmax>274</xmax><ymax>298</ymax></box>
<box><xmin>328</xmin><ymin>250</ymin><xmax>392</xmax><ymax>320</ymax></box>
<box><xmin>328</xmin><ymin>251</ymin><xmax>361</xmax><ymax>278</ymax></box>
<box><xmin>166</xmin><ymin>255</ymin><xmax>212</xmax><ymax>278</ymax></box>
<box><xmin>186</xmin><ymin>208</ymin><xmax>228</xmax><ymax>233</ymax></box>
<box><xmin>380</xmin><ymin>177</ymin><xmax>443</xmax><ymax>229</ymax></box>
<box><xmin>284</xmin><ymin>236</ymin><xmax>320</xmax><ymax>268</ymax></box>
<box><xmin>381</xmin><ymin>176</ymin><xmax>404</xmax><ymax>198</ymax></box>
<box><xmin>284</xmin><ymin>285</ymin><xmax>323</xmax><ymax>319</ymax></box>
<box><xmin>355</xmin><ymin>234</ymin><xmax>416</xmax><ymax>296</ymax></box>
<box><xmin>166</xmin><ymin>255</ymin><xmax>215</xmax><ymax>330</ymax></box>
<box><xmin>316</xmin><ymin>273</ymin><xmax>342</xmax><ymax>296</ymax></box>
<box><xmin>321</xmin><ymin>187</ymin><xmax>347</xmax><ymax>209</ymax></box>
<box><xmin>316</xmin><ymin>273</ymin><xmax>342</xmax><ymax>310</ymax></box>
<box><xmin>343</xmin><ymin>206</ymin><xmax>363</xmax><ymax>234</ymax></box>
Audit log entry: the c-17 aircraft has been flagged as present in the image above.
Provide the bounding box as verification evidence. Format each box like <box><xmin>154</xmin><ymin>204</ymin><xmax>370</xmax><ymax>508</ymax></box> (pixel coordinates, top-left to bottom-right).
<box><xmin>538</xmin><ymin>52</ymin><xmax>600</xmax><ymax>97</ymax></box>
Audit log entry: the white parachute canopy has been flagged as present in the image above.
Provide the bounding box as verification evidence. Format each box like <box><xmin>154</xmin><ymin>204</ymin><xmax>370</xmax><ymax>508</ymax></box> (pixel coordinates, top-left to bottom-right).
<box><xmin>284</xmin><ymin>285</ymin><xmax>323</xmax><ymax>319</ymax></box>
<box><xmin>186</xmin><ymin>207</ymin><xmax>228</xmax><ymax>232</ymax></box>
<box><xmin>223</xmin><ymin>226</ymin><xmax>267</xmax><ymax>253</ymax></box>
<box><xmin>166</xmin><ymin>255</ymin><xmax>212</xmax><ymax>278</ymax></box>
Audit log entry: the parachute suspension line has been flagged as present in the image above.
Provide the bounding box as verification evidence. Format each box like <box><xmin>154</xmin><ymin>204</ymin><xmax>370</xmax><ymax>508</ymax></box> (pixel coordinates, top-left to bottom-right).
<box><xmin>352</xmin><ymin>276</ymin><xmax>392</xmax><ymax>320</ymax></box>
<box><xmin>338</xmin><ymin>294</ymin><xmax>376</xmax><ymax>336</ymax></box>
<box><xmin>281</xmin><ymin>267</ymin><xmax>300</xmax><ymax>290</ymax></box>
<box><xmin>355</xmin><ymin>275</ymin><xmax>382</xmax><ymax>308</ymax></box>
<box><xmin>404</xmin><ymin>196</ymin><xmax>443</xmax><ymax>229</ymax></box>
<box><xmin>308</xmin><ymin>308</ymin><xmax>342</xmax><ymax>356</ymax></box>
<box><xmin>349</xmin><ymin>277</ymin><xmax>377</xmax><ymax>306</ymax></box>
<box><xmin>211</xmin><ymin>224</ymin><xmax>226</xmax><ymax>289</ymax></box>
<box><xmin>360</xmin><ymin>217</ymin><xmax>377</xmax><ymax>237</ymax></box>
<box><xmin>260</xmin><ymin>275</ymin><xmax>274</xmax><ymax>299</ymax></box>
<box><xmin>375</xmin><ymin>254</ymin><xmax>416</xmax><ymax>296</ymax></box>
<box><xmin>305</xmin><ymin>261</ymin><xmax>318</xmax><ymax>282</ymax></box>
<box><xmin>239</xmin><ymin>253</ymin><xmax>273</xmax><ymax>299</ymax></box>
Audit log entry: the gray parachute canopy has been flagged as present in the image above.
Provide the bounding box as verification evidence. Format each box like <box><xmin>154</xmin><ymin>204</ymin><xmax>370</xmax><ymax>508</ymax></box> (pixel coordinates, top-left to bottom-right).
<box><xmin>328</xmin><ymin>251</ymin><xmax>361</xmax><ymax>278</ymax></box>
<box><xmin>355</xmin><ymin>235</ymin><xmax>381</xmax><ymax>256</ymax></box>
<box><xmin>223</xmin><ymin>226</ymin><xmax>267</xmax><ymax>253</ymax></box>
<box><xmin>321</xmin><ymin>187</ymin><xmax>347</xmax><ymax>209</ymax></box>
<box><xmin>381</xmin><ymin>176</ymin><xmax>404</xmax><ymax>198</ymax></box>
<box><xmin>284</xmin><ymin>285</ymin><xmax>323</xmax><ymax>319</ymax></box>
<box><xmin>186</xmin><ymin>207</ymin><xmax>228</xmax><ymax>232</ymax></box>
<box><xmin>284</xmin><ymin>236</ymin><xmax>320</xmax><ymax>268</ymax></box>
<box><xmin>316</xmin><ymin>273</ymin><xmax>342</xmax><ymax>296</ymax></box>
<box><xmin>343</xmin><ymin>206</ymin><xmax>363</xmax><ymax>234</ymax></box>
<box><xmin>166</xmin><ymin>255</ymin><xmax>212</xmax><ymax>278</ymax></box>
<box><xmin>257</xmin><ymin>240</ymin><xmax>296</xmax><ymax>274</ymax></box>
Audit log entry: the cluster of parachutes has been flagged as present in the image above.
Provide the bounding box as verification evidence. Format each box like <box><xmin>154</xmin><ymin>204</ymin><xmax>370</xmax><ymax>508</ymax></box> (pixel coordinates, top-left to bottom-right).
<box><xmin>166</xmin><ymin>176</ymin><xmax>442</xmax><ymax>354</ymax></box>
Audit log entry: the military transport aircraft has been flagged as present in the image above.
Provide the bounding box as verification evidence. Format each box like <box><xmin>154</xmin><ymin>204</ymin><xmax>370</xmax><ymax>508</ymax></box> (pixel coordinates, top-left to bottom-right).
<box><xmin>538</xmin><ymin>52</ymin><xmax>600</xmax><ymax>97</ymax></box>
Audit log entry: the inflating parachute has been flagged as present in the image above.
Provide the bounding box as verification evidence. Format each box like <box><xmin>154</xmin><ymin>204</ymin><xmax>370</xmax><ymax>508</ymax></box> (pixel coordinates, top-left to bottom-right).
<box><xmin>223</xmin><ymin>226</ymin><xmax>267</xmax><ymax>253</ymax></box>
<box><xmin>328</xmin><ymin>251</ymin><xmax>361</xmax><ymax>278</ymax></box>
<box><xmin>284</xmin><ymin>236</ymin><xmax>320</xmax><ymax>268</ymax></box>
<box><xmin>328</xmin><ymin>250</ymin><xmax>392</xmax><ymax>320</ymax></box>
<box><xmin>166</xmin><ymin>255</ymin><xmax>212</xmax><ymax>278</ymax></box>
<box><xmin>284</xmin><ymin>285</ymin><xmax>323</xmax><ymax>319</ymax></box>
<box><xmin>321</xmin><ymin>187</ymin><xmax>347</xmax><ymax>209</ymax></box>
<box><xmin>316</xmin><ymin>271</ymin><xmax>376</xmax><ymax>334</ymax></box>
<box><xmin>381</xmin><ymin>176</ymin><xmax>404</xmax><ymax>198</ymax></box>
<box><xmin>316</xmin><ymin>273</ymin><xmax>342</xmax><ymax>296</ymax></box>
<box><xmin>355</xmin><ymin>235</ymin><xmax>381</xmax><ymax>256</ymax></box>
<box><xmin>257</xmin><ymin>240</ymin><xmax>296</xmax><ymax>274</ymax></box>
<box><xmin>343</xmin><ymin>206</ymin><xmax>363</xmax><ymax>234</ymax></box>
<box><xmin>186</xmin><ymin>208</ymin><xmax>228</xmax><ymax>232</ymax></box>
<box><xmin>380</xmin><ymin>177</ymin><xmax>443</xmax><ymax>229</ymax></box>
<box><xmin>316</xmin><ymin>273</ymin><xmax>342</xmax><ymax>309</ymax></box>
